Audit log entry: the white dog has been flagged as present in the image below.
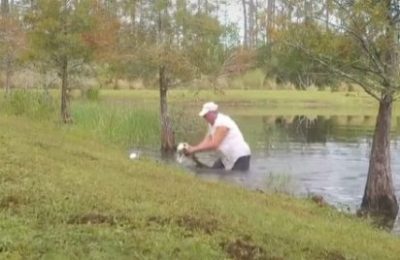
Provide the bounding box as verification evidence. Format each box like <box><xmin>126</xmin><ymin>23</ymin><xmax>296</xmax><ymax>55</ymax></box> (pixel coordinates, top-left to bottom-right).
<box><xmin>176</xmin><ymin>142</ymin><xmax>189</xmax><ymax>163</ymax></box>
<box><xmin>176</xmin><ymin>142</ymin><xmax>208</xmax><ymax>168</ymax></box>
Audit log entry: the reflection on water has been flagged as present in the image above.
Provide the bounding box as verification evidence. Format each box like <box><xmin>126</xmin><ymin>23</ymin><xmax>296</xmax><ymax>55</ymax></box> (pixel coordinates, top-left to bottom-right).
<box><xmin>175</xmin><ymin>114</ymin><xmax>400</xmax><ymax>234</ymax></box>
<box><xmin>262</xmin><ymin>115</ymin><xmax>378</xmax><ymax>145</ymax></box>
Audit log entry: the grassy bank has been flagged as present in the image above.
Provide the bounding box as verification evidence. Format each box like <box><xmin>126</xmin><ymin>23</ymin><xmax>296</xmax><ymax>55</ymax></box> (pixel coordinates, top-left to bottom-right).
<box><xmin>99</xmin><ymin>89</ymin><xmax>374</xmax><ymax>106</ymax></box>
<box><xmin>0</xmin><ymin>115</ymin><xmax>399</xmax><ymax>259</ymax></box>
<box><xmin>5</xmin><ymin>88</ymin><xmax>400</xmax><ymax>114</ymax></box>
<box><xmin>96</xmin><ymin>89</ymin><xmax>400</xmax><ymax>116</ymax></box>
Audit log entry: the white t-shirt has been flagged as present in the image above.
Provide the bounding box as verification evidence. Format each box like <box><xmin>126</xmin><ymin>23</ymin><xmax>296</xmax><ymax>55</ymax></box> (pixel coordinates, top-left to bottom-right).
<box><xmin>208</xmin><ymin>113</ymin><xmax>251</xmax><ymax>170</ymax></box>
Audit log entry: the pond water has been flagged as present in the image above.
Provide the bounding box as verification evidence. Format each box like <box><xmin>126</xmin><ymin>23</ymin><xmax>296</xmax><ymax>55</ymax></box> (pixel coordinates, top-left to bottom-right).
<box><xmin>172</xmin><ymin>114</ymin><xmax>400</xmax><ymax>233</ymax></box>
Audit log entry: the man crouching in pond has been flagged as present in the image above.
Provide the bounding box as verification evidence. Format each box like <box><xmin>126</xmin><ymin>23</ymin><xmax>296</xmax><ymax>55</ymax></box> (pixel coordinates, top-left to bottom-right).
<box><xmin>184</xmin><ymin>102</ymin><xmax>251</xmax><ymax>171</ymax></box>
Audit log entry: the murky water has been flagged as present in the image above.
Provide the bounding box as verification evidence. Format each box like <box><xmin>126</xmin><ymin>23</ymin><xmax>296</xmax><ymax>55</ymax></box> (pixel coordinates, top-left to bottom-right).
<box><xmin>172</xmin><ymin>114</ymin><xmax>400</xmax><ymax>233</ymax></box>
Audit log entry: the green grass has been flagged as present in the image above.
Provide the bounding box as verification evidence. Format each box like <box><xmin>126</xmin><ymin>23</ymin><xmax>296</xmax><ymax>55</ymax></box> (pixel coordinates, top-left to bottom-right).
<box><xmin>0</xmin><ymin>90</ymin><xmax>57</xmax><ymax>120</ymax></box>
<box><xmin>94</xmin><ymin>89</ymin><xmax>400</xmax><ymax>116</ymax></box>
<box><xmin>97</xmin><ymin>88</ymin><xmax>372</xmax><ymax>104</ymax></box>
<box><xmin>0</xmin><ymin>115</ymin><xmax>399</xmax><ymax>259</ymax></box>
<box><xmin>71</xmin><ymin>102</ymin><xmax>160</xmax><ymax>149</ymax></box>
<box><xmin>0</xmin><ymin>91</ymin><xmax>161</xmax><ymax>149</ymax></box>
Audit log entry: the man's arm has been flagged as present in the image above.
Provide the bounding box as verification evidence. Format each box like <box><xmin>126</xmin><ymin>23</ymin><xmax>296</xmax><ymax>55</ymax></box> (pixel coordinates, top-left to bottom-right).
<box><xmin>196</xmin><ymin>132</ymin><xmax>212</xmax><ymax>148</ymax></box>
<box><xmin>187</xmin><ymin>126</ymin><xmax>228</xmax><ymax>154</ymax></box>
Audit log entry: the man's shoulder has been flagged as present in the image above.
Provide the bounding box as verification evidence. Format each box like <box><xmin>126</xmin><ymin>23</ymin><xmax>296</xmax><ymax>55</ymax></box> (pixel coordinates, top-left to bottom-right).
<box><xmin>217</xmin><ymin>112</ymin><xmax>230</xmax><ymax>119</ymax></box>
<box><xmin>215</xmin><ymin>113</ymin><xmax>234</xmax><ymax>127</ymax></box>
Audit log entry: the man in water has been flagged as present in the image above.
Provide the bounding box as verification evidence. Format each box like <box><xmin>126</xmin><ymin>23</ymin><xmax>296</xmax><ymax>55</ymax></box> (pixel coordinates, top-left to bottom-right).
<box><xmin>184</xmin><ymin>102</ymin><xmax>251</xmax><ymax>171</ymax></box>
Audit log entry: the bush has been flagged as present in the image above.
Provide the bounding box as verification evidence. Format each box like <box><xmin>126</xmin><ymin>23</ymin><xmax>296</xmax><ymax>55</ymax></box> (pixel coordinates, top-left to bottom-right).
<box><xmin>82</xmin><ymin>88</ymin><xmax>100</xmax><ymax>101</ymax></box>
<box><xmin>241</xmin><ymin>69</ymin><xmax>265</xmax><ymax>89</ymax></box>
<box><xmin>264</xmin><ymin>172</ymin><xmax>294</xmax><ymax>194</ymax></box>
<box><xmin>229</xmin><ymin>69</ymin><xmax>266</xmax><ymax>89</ymax></box>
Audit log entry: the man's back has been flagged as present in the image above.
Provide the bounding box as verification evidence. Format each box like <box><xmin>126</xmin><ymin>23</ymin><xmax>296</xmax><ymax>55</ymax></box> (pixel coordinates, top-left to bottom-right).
<box><xmin>208</xmin><ymin>113</ymin><xmax>251</xmax><ymax>170</ymax></box>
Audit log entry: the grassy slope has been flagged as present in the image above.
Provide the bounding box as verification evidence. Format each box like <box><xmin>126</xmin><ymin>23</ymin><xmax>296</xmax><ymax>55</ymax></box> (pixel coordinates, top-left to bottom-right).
<box><xmin>0</xmin><ymin>115</ymin><xmax>399</xmax><ymax>259</ymax></box>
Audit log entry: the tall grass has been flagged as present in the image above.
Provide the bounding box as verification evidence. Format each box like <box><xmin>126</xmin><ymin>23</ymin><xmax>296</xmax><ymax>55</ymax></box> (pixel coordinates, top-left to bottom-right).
<box><xmin>0</xmin><ymin>90</ymin><xmax>162</xmax><ymax>149</ymax></box>
<box><xmin>81</xmin><ymin>87</ymin><xmax>100</xmax><ymax>101</ymax></box>
<box><xmin>264</xmin><ymin>172</ymin><xmax>294</xmax><ymax>194</ymax></box>
<box><xmin>0</xmin><ymin>90</ymin><xmax>57</xmax><ymax>120</ymax></box>
<box><xmin>72</xmin><ymin>102</ymin><xmax>160</xmax><ymax>149</ymax></box>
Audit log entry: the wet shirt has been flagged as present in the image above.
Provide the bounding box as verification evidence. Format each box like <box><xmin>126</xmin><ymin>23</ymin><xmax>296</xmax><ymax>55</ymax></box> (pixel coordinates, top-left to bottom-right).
<box><xmin>208</xmin><ymin>113</ymin><xmax>251</xmax><ymax>170</ymax></box>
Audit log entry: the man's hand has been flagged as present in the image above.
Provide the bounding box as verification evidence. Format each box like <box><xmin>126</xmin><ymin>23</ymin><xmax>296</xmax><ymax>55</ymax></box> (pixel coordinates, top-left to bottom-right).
<box><xmin>183</xmin><ymin>145</ymin><xmax>195</xmax><ymax>156</ymax></box>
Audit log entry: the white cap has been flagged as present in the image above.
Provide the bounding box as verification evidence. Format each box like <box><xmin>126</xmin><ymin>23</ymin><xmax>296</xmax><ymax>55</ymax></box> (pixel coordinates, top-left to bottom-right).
<box><xmin>199</xmin><ymin>102</ymin><xmax>218</xmax><ymax>117</ymax></box>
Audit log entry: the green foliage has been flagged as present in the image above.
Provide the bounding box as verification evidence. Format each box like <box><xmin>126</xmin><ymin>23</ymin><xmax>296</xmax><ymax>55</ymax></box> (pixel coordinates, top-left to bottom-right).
<box><xmin>170</xmin><ymin>104</ymin><xmax>204</xmax><ymax>143</ymax></box>
<box><xmin>71</xmin><ymin>102</ymin><xmax>160</xmax><ymax>148</ymax></box>
<box><xmin>116</xmin><ymin>1</ymin><xmax>229</xmax><ymax>84</ymax></box>
<box><xmin>82</xmin><ymin>87</ymin><xmax>100</xmax><ymax>101</ymax></box>
<box><xmin>264</xmin><ymin>23</ymin><xmax>345</xmax><ymax>89</ymax></box>
<box><xmin>1</xmin><ymin>90</ymin><xmax>56</xmax><ymax>119</ymax></box>
<box><xmin>24</xmin><ymin>0</ymin><xmax>117</xmax><ymax>122</ymax></box>
<box><xmin>26</xmin><ymin>0</ymin><xmax>95</xmax><ymax>68</ymax></box>
<box><xmin>179</xmin><ymin>13</ymin><xmax>226</xmax><ymax>75</ymax></box>
<box><xmin>268</xmin><ymin>1</ymin><xmax>400</xmax><ymax>96</ymax></box>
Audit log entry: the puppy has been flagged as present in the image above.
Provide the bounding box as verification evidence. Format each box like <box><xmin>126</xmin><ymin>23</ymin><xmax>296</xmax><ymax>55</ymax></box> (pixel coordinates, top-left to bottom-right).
<box><xmin>176</xmin><ymin>142</ymin><xmax>190</xmax><ymax>163</ymax></box>
<box><xmin>176</xmin><ymin>142</ymin><xmax>209</xmax><ymax>168</ymax></box>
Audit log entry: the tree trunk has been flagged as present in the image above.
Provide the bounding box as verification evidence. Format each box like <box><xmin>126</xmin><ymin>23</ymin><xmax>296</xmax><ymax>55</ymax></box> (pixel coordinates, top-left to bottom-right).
<box><xmin>304</xmin><ymin>0</ymin><xmax>313</xmax><ymax>25</ymax></box>
<box><xmin>360</xmin><ymin>95</ymin><xmax>398</xmax><ymax>226</ymax></box>
<box><xmin>254</xmin><ymin>0</ymin><xmax>259</xmax><ymax>46</ymax></box>
<box><xmin>266</xmin><ymin>0</ymin><xmax>275</xmax><ymax>45</ymax></box>
<box><xmin>248</xmin><ymin>0</ymin><xmax>255</xmax><ymax>48</ymax></box>
<box><xmin>1</xmin><ymin>0</ymin><xmax>9</xmax><ymax>14</ymax></box>
<box><xmin>130</xmin><ymin>1</ymin><xmax>136</xmax><ymax>36</ymax></box>
<box><xmin>61</xmin><ymin>57</ymin><xmax>72</xmax><ymax>124</ymax></box>
<box><xmin>242</xmin><ymin>0</ymin><xmax>248</xmax><ymax>47</ymax></box>
<box><xmin>113</xmin><ymin>75</ymin><xmax>119</xmax><ymax>89</ymax></box>
<box><xmin>159</xmin><ymin>65</ymin><xmax>175</xmax><ymax>153</ymax></box>
<box><xmin>2</xmin><ymin>0</ymin><xmax>11</xmax><ymax>95</ymax></box>
<box><xmin>325</xmin><ymin>0</ymin><xmax>330</xmax><ymax>31</ymax></box>
<box><xmin>197</xmin><ymin>0</ymin><xmax>201</xmax><ymax>14</ymax></box>
<box><xmin>4</xmin><ymin>55</ymin><xmax>12</xmax><ymax>95</ymax></box>
<box><xmin>286</xmin><ymin>1</ymin><xmax>292</xmax><ymax>26</ymax></box>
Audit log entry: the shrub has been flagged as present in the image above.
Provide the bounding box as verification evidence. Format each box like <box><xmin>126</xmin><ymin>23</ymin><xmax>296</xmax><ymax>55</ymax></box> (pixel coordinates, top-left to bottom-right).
<box><xmin>82</xmin><ymin>88</ymin><xmax>100</xmax><ymax>101</ymax></box>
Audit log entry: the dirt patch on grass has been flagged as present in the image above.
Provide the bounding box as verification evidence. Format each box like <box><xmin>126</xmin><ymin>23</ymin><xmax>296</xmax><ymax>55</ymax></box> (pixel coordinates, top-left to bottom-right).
<box><xmin>321</xmin><ymin>250</ymin><xmax>346</xmax><ymax>260</ymax></box>
<box><xmin>147</xmin><ymin>216</ymin><xmax>171</xmax><ymax>226</ymax></box>
<box><xmin>221</xmin><ymin>236</ymin><xmax>282</xmax><ymax>260</ymax></box>
<box><xmin>67</xmin><ymin>213</ymin><xmax>115</xmax><ymax>225</ymax></box>
<box><xmin>70</xmin><ymin>150</ymin><xmax>99</xmax><ymax>161</ymax></box>
<box><xmin>0</xmin><ymin>195</ymin><xmax>24</xmax><ymax>209</ymax></box>
<box><xmin>310</xmin><ymin>194</ymin><xmax>327</xmax><ymax>207</ymax></box>
<box><xmin>176</xmin><ymin>215</ymin><xmax>219</xmax><ymax>235</ymax></box>
<box><xmin>33</xmin><ymin>141</ymin><xmax>58</xmax><ymax>150</ymax></box>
